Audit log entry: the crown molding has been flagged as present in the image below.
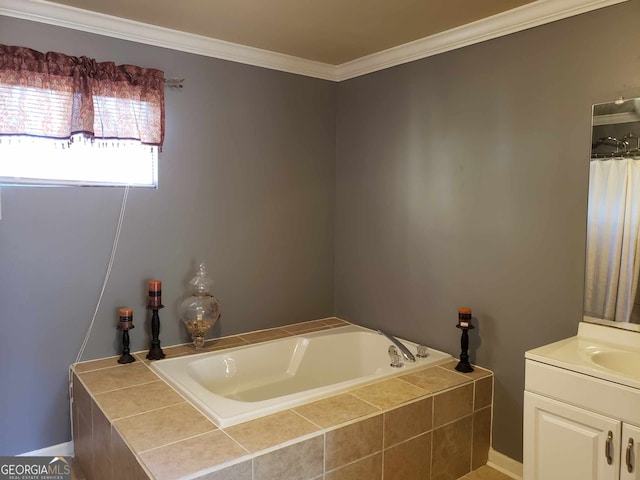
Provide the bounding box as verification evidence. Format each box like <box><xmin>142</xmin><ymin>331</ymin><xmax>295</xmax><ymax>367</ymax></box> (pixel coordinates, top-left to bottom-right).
<box><xmin>0</xmin><ymin>0</ymin><xmax>337</xmax><ymax>81</ymax></box>
<box><xmin>0</xmin><ymin>0</ymin><xmax>630</xmax><ymax>82</ymax></box>
<box><xmin>336</xmin><ymin>0</ymin><xmax>630</xmax><ymax>81</ymax></box>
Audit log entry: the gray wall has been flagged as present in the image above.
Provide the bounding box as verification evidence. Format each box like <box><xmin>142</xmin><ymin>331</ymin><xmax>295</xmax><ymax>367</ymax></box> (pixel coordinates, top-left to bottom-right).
<box><xmin>0</xmin><ymin>18</ymin><xmax>336</xmax><ymax>455</ymax></box>
<box><xmin>335</xmin><ymin>0</ymin><xmax>640</xmax><ymax>461</ymax></box>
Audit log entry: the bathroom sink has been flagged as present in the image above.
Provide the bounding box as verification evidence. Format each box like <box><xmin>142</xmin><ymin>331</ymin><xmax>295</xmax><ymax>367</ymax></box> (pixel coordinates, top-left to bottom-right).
<box><xmin>590</xmin><ymin>351</ymin><xmax>640</xmax><ymax>379</ymax></box>
<box><xmin>526</xmin><ymin>322</ymin><xmax>640</xmax><ymax>390</ymax></box>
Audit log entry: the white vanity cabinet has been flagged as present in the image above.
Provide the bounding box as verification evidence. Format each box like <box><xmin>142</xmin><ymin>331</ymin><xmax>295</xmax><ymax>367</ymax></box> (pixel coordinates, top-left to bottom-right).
<box><xmin>524</xmin><ymin>323</ymin><xmax>640</xmax><ymax>480</ymax></box>
<box><xmin>524</xmin><ymin>390</ymin><xmax>622</xmax><ymax>479</ymax></box>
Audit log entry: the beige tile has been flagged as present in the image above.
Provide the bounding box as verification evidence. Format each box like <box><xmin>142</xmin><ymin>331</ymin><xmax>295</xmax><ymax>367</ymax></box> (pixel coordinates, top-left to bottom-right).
<box><xmin>293</xmin><ymin>393</ymin><xmax>379</xmax><ymax>429</ymax></box>
<box><xmin>351</xmin><ymin>378</ymin><xmax>428</xmax><ymax>409</ymax></box>
<box><xmin>432</xmin><ymin>416</ymin><xmax>473</xmax><ymax>480</ymax></box>
<box><xmin>73</xmin><ymin>375</ymin><xmax>92</xmax><ymax>422</ymax></box>
<box><xmin>132</xmin><ymin>353</ymin><xmax>150</xmax><ymax>364</ymax></box>
<box><xmin>198</xmin><ymin>461</ymin><xmax>252</xmax><ymax>480</ymax></box>
<box><xmin>140</xmin><ymin>430</ymin><xmax>248</xmax><ymax>480</ymax></box>
<box><xmin>325</xmin><ymin>453</ymin><xmax>382</xmax><ymax>480</ymax></box>
<box><xmin>93</xmin><ymin>457</ymin><xmax>111</xmax><ymax>480</ymax></box>
<box><xmin>78</xmin><ymin>363</ymin><xmax>157</xmax><ymax>394</ymax></box>
<box><xmin>92</xmin><ymin>402</ymin><xmax>112</xmax><ymax>478</ymax></box>
<box><xmin>433</xmin><ymin>383</ymin><xmax>473</xmax><ymax>428</ymax></box>
<box><xmin>71</xmin><ymin>458</ymin><xmax>87</xmax><ymax>480</ymax></box>
<box><xmin>72</xmin><ymin>405</ymin><xmax>80</xmax><ymax>461</ymax></box>
<box><xmin>150</xmin><ymin>344</ymin><xmax>195</xmax><ymax>360</ymax></box>
<box><xmin>203</xmin><ymin>335</ymin><xmax>249</xmax><ymax>351</ymax></box>
<box><xmin>465</xmin><ymin>465</ymin><xmax>514</xmax><ymax>480</ymax></box>
<box><xmin>325</xmin><ymin>415</ymin><xmax>383</xmax><ymax>470</ymax></box>
<box><xmin>111</xmin><ymin>429</ymin><xmax>152</xmax><ymax>480</ymax></box>
<box><xmin>254</xmin><ymin>435</ymin><xmax>324</xmax><ymax>480</ymax></box>
<box><xmin>224</xmin><ymin>410</ymin><xmax>319</xmax><ymax>452</ymax></box>
<box><xmin>282</xmin><ymin>320</ymin><xmax>333</xmax><ymax>334</ymax></box>
<box><xmin>75</xmin><ymin>407</ymin><xmax>93</xmax><ymax>480</ymax></box>
<box><xmin>114</xmin><ymin>402</ymin><xmax>217</xmax><ymax>453</ymax></box>
<box><xmin>439</xmin><ymin>361</ymin><xmax>493</xmax><ymax>380</ymax></box>
<box><xmin>322</xmin><ymin>318</ymin><xmax>350</xmax><ymax>327</ymax></box>
<box><xmin>399</xmin><ymin>366</ymin><xmax>472</xmax><ymax>394</ymax></box>
<box><xmin>472</xmin><ymin>407</ymin><xmax>492</xmax><ymax>470</ymax></box>
<box><xmin>74</xmin><ymin>356</ymin><xmax>123</xmax><ymax>374</ymax></box>
<box><xmin>383</xmin><ymin>432</ymin><xmax>432</xmax><ymax>480</ymax></box>
<box><xmin>474</xmin><ymin>376</ymin><xmax>493</xmax><ymax>411</ymax></box>
<box><xmin>94</xmin><ymin>381</ymin><xmax>184</xmax><ymax>421</ymax></box>
<box><xmin>384</xmin><ymin>397</ymin><xmax>433</xmax><ymax>448</ymax></box>
<box><xmin>137</xmin><ymin>349</ymin><xmax>180</xmax><ymax>363</ymax></box>
<box><xmin>238</xmin><ymin>328</ymin><xmax>291</xmax><ymax>343</ymax></box>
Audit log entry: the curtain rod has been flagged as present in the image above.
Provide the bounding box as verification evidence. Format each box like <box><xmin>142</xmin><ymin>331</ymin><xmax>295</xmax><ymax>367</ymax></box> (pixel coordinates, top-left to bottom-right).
<box><xmin>164</xmin><ymin>78</ymin><xmax>184</xmax><ymax>88</ymax></box>
<box><xmin>591</xmin><ymin>149</ymin><xmax>640</xmax><ymax>159</ymax></box>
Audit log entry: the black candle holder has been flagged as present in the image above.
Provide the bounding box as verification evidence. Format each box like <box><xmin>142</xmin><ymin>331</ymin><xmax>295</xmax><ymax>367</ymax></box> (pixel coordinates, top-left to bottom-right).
<box><xmin>117</xmin><ymin>310</ymin><xmax>135</xmax><ymax>364</ymax></box>
<box><xmin>146</xmin><ymin>305</ymin><xmax>166</xmax><ymax>360</ymax></box>
<box><xmin>455</xmin><ymin>323</ymin><xmax>474</xmax><ymax>373</ymax></box>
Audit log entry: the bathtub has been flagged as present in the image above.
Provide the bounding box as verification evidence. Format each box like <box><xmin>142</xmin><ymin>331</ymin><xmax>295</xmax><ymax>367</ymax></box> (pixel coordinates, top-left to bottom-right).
<box><xmin>150</xmin><ymin>324</ymin><xmax>452</xmax><ymax>427</ymax></box>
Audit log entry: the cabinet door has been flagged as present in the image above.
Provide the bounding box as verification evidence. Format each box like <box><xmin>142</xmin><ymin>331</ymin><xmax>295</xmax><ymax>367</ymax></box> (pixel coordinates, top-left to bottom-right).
<box><xmin>621</xmin><ymin>423</ymin><xmax>640</xmax><ymax>480</ymax></box>
<box><xmin>524</xmin><ymin>391</ymin><xmax>620</xmax><ymax>480</ymax></box>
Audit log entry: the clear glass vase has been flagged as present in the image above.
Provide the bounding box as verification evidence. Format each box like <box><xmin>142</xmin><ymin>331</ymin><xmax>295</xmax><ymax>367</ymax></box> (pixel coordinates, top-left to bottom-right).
<box><xmin>179</xmin><ymin>263</ymin><xmax>221</xmax><ymax>349</ymax></box>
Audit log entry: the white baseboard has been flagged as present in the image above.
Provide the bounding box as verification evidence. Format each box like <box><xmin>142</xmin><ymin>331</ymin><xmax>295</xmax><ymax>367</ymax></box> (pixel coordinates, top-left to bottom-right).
<box><xmin>487</xmin><ymin>448</ymin><xmax>523</xmax><ymax>480</ymax></box>
<box><xmin>19</xmin><ymin>441</ymin><xmax>74</xmax><ymax>457</ymax></box>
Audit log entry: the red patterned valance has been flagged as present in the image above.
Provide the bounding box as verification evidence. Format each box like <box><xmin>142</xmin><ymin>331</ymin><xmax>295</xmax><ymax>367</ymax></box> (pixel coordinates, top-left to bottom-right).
<box><xmin>0</xmin><ymin>44</ymin><xmax>164</xmax><ymax>146</ymax></box>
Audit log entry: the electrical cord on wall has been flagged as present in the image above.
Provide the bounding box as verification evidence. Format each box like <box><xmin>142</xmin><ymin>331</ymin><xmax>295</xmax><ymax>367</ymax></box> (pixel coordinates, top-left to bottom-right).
<box><xmin>68</xmin><ymin>185</ymin><xmax>129</xmax><ymax>452</ymax></box>
<box><xmin>75</xmin><ymin>185</ymin><xmax>129</xmax><ymax>363</ymax></box>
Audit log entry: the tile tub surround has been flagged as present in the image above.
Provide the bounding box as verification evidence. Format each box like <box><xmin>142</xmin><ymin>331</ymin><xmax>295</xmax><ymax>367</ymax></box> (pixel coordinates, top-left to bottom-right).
<box><xmin>71</xmin><ymin>318</ymin><xmax>493</xmax><ymax>480</ymax></box>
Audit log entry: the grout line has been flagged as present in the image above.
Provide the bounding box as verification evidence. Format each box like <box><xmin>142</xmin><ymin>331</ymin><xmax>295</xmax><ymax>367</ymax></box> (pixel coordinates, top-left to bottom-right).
<box><xmin>430</xmin><ymin>396</ymin><xmax>434</xmax><ymax>479</ymax></box>
<box><xmin>435</xmin><ymin>364</ymin><xmax>485</xmax><ymax>381</ymax></box>
<box><xmin>138</xmin><ymin>430</ymin><xmax>244</xmax><ymax>456</ymax></box>
<box><xmin>289</xmin><ymin>408</ymin><xmax>324</xmax><ymax>430</ymax></box>
<box><xmin>110</xmin><ymin>400</ymin><xmax>190</xmax><ymax>424</ymax></box>
<box><xmin>470</xmin><ymin>377</ymin><xmax>477</xmax><ymax>472</ymax></box>
<box><xmin>90</xmin><ymin>379</ymin><xmax>164</xmax><ymax>396</ymax></box>
<box><xmin>395</xmin><ymin>375</ymin><xmax>473</xmax><ymax>397</ymax></box>
<box><xmin>105</xmin><ymin>397</ymin><xmax>186</xmax><ymax>424</ymax></box>
<box><xmin>347</xmin><ymin>392</ymin><xmax>387</xmax><ymax>411</ymax></box>
<box><xmin>322</xmin><ymin>430</ymin><xmax>327</xmax><ymax>475</ymax></box>
<box><xmin>175</xmin><ymin>454</ymin><xmax>255</xmax><ymax>480</ymax></box>
<box><xmin>324</xmin><ymin>451</ymin><xmax>381</xmax><ymax>476</ymax></box>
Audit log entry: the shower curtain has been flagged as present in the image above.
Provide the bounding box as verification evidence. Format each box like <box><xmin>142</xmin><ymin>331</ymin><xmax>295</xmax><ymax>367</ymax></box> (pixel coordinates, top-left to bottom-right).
<box><xmin>584</xmin><ymin>158</ymin><xmax>640</xmax><ymax>322</ymax></box>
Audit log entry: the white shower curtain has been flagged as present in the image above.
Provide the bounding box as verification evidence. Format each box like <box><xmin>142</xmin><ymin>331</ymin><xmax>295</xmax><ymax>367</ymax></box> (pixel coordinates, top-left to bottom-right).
<box><xmin>584</xmin><ymin>158</ymin><xmax>640</xmax><ymax>322</ymax></box>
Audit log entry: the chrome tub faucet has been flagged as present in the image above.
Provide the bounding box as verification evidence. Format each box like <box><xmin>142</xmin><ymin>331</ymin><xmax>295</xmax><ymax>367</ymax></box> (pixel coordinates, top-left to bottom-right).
<box><xmin>377</xmin><ymin>330</ymin><xmax>416</xmax><ymax>362</ymax></box>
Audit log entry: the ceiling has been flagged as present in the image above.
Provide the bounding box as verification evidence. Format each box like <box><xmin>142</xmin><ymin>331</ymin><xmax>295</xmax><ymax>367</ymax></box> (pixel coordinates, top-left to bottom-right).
<box><xmin>43</xmin><ymin>0</ymin><xmax>536</xmax><ymax>65</ymax></box>
<box><xmin>0</xmin><ymin>0</ymin><xmax>628</xmax><ymax>80</ymax></box>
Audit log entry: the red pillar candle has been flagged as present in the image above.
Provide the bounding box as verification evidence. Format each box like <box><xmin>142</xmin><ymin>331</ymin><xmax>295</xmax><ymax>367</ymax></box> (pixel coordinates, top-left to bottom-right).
<box><xmin>148</xmin><ymin>280</ymin><xmax>162</xmax><ymax>308</ymax></box>
<box><xmin>118</xmin><ymin>307</ymin><xmax>133</xmax><ymax>330</ymax></box>
<box><xmin>458</xmin><ymin>307</ymin><xmax>472</xmax><ymax>328</ymax></box>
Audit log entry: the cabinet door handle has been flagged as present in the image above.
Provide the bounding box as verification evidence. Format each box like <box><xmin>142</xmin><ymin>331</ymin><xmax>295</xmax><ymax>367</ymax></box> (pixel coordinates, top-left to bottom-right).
<box><xmin>626</xmin><ymin>438</ymin><xmax>634</xmax><ymax>473</ymax></box>
<box><xmin>605</xmin><ymin>431</ymin><xmax>614</xmax><ymax>465</ymax></box>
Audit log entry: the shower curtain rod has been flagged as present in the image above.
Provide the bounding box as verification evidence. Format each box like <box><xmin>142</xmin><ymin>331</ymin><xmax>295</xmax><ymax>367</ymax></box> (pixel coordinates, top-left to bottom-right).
<box><xmin>591</xmin><ymin>149</ymin><xmax>640</xmax><ymax>159</ymax></box>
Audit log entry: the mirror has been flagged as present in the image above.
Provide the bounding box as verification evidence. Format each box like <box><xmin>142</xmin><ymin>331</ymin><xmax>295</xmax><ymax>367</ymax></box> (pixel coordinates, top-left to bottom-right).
<box><xmin>584</xmin><ymin>97</ymin><xmax>640</xmax><ymax>331</ymax></box>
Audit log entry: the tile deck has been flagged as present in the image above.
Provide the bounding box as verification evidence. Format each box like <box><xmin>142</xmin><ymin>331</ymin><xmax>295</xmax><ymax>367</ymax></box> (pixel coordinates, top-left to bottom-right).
<box><xmin>71</xmin><ymin>317</ymin><xmax>495</xmax><ymax>480</ymax></box>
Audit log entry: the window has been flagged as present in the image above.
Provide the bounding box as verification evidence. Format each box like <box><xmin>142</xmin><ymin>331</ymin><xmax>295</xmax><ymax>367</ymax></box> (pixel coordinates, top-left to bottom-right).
<box><xmin>0</xmin><ymin>44</ymin><xmax>164</xmax><ymax>187</ymax></box>
<box><xmin>0</xmin><ymin>137</ymin><xmax>158</xmax><ymax>187</ymax></box>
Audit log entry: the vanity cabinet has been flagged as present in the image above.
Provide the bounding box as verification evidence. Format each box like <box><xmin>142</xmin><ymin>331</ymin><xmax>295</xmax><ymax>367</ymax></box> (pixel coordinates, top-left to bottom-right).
<box><xmin>524</xmin><ymin>336</ymin><xmax>640</xmax><ymax>480</ymax></box>
<box><xmin>524</xmin><ymin>391</ymin><xmax>625</xmax><ymax>479</ymax></box>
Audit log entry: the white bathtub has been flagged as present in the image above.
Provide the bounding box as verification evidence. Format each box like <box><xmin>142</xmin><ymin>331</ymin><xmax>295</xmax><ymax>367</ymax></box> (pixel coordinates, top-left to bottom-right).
<box><xmin>150</xmin><ymin>324</ymin><xmax>452</xmax><ymax>427</ymax></box>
